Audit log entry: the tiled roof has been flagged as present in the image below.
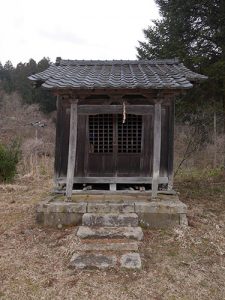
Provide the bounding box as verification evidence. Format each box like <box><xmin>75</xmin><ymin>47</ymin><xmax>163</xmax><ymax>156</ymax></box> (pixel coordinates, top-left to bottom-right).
<box><xmin>28</xmin><ymin>58</ymin><xmax>207</xmax><ymax>90</ymax></box>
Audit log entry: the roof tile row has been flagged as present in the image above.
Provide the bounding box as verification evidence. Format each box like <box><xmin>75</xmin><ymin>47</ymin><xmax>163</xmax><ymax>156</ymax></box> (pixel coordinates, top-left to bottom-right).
<box><xmin>29</xmin><ymin>59</ymin><xmax>207</xmax><ymax>90</ymax></box>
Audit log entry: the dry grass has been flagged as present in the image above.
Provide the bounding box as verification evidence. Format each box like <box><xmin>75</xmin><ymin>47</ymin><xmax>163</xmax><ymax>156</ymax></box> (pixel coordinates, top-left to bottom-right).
<box><xmin>174</xmin><ymin>124</ymin><xmax>225</xmax><ymax>171</ymax></box>
<box><xmin>1</xmin><ymin>93</ymin><xmax>225</xmax><ymax>299</ymax></box>
<box><xmin>0</xmin><ymin>92</ymin><xmax>55</xmax><ymax>178</ymax></box>
<box><xmin>0</xmin><ymin>171</ymin><xmax>225</xmax><ymax>300</ymax></box>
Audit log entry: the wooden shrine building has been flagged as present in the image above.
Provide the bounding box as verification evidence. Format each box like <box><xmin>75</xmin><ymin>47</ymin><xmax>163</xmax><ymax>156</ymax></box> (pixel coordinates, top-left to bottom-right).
<box><xmin>29</xmin><ymin>58</ymin><xmax>207</xmax><ymax>198</ymax></box>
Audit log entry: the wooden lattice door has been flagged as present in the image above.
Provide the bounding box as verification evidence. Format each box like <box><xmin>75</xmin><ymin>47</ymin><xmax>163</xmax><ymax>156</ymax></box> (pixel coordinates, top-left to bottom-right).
<box><xmin>86</xmin><ymin>114</ymin><xmax>146</xmax><ymax>177</ymax></box>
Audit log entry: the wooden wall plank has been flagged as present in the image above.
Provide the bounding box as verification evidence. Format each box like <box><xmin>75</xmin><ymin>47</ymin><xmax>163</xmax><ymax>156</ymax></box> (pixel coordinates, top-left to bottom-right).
<box><xmin>54</xmin><ymin>96</ymin><xmax>62</xmax><ymax>184</ymax></box>
<box><xmin>61</xmin><ymin>104</ymin><xmax>70</xmax><ymax>177</ymax></box>
<box><xmin>152</xmin><ymin>103</ymin><xmax>162</xmax><ymax>197</ymax></box>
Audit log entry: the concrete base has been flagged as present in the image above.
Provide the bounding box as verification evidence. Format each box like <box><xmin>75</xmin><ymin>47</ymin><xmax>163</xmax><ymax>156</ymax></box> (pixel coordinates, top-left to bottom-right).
<box><xmin>36</xmin><ymin>194</ymin><xmax>187</xmax><ymax>229</ymax></box>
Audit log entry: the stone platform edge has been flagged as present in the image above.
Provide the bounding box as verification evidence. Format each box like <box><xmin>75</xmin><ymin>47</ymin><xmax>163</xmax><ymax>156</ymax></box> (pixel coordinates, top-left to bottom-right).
<box><xmin>36</xmin><ymin>195</ymin><xmax>188</xmax><ymax>228</ymax></box>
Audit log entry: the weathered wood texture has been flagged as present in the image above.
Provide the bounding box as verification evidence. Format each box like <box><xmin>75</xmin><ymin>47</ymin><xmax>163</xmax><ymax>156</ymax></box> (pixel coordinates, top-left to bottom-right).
<box><xmin>66</xmin><ymin>105</ymin><xmax>153</xmax><ymax>115</ymax></box>
<box><xmin>160</xmin><ymin>106</ymin><xmax>169</xmax><ymax>177</ymax></box>
<box><xmin>58</xmin><ymin>176</ymin><xmax>168</xmax><ymax>184</ymax></box>
<box><xmin>66</xmin><ymin>100</ymin><xmax>78</xmax><ymax>198</ymax></box>
<box><xmin>152</xmin><ymin>103</ymin><xmax>162</xmax><ymax>197</ymax></box>
<box><xmin>167</xmin><ymin>100</ymin><xmax>175</xmax><ymax>189</ymax></box>
<box><xmin>54</xmin><ymin>98</ymin><xmax>69</xmax><ymax>179</ymax></box>
<box><xmin>54</xmin><ymin>98</ymin><xmax>174</xmax><ymax>186</ymax></box>
<box><xmin>54</xmin><ymin>96</ymin><xmax>62</xmax><ymax>182</ymax></box>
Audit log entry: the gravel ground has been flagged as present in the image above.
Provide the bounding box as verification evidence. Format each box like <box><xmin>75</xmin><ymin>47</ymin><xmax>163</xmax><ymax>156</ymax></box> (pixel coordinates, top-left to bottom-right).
<box><xmin>0</xmin><ymin>174</ymin><xmax>225</xmax><ymax>300</ymax></box>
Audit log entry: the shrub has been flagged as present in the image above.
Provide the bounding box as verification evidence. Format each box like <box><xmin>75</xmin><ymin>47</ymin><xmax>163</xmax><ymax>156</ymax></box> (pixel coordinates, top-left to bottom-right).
<box><xmin>0</xmin><ymin>140</ymin><xmax>21</xmax><ymax>182</ymax></box>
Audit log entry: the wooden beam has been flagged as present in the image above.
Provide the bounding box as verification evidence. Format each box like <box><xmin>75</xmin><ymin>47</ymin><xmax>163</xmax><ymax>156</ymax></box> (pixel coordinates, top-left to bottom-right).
<box><xmin>56</xmin><ymin>88</ymin><xmax>158</xmax><ymax>98</ymax></box>
<box><xmin>152</xmin><ymin>103</ymin><xmax>162</xmax><ymax>197</ymax></box>
<box><xmin>55</xmin><ymin>88</ymin><xmax>183</xmax><ymax>102</ymax></box>
<box><xmin>54</xmin><ymin>189</ymin><xmax>176</xmax><ymax>196</ymax></box>
<box><xmin>66</xmin><ymin>105</ymin><xmax>153</xmax><ymax>115</ymax></box>
<box><xmin>57</xmin><ymin>176</ymin><xmax>168</xmax><ymax>184</ymax></box>
<box><xmin>66</xmin><ymin>100</ymin><xmax>78</xmax><ymax>199</ymax></box>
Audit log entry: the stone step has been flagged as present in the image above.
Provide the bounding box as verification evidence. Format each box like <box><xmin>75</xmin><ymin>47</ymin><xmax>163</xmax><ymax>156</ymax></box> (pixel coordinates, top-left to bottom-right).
<box><xmin>70</xmin><ymin>253</ymin><xmax>117</xmax><ymax>269</ymax></box>
<box><xmin>120</xmin><ymin>253</ymin><xmax>142</xmax><ymax>269</ymax></box>
<box><xmin>82</xmin><ymin>213</ymin><xmax>138</xmax><ymax>227</ymax></box>
<box><xmin>69</xmin><ymin>252</ymin><xmax>142</xmax><ymax>270</ymax></box>
<box><xmin>77</xmin><ymin>226</ymin><xmax>143</xmax><ymax>241</ymax></box>
<box><xmin>87</xmin><ymin>202</ymin><xmax>135</xmax><ymax>213</ymax></box>
<box><xmin>73</xmin><ymin>240</ymin><xmax>139</xmax><ymax>251</ymax></box>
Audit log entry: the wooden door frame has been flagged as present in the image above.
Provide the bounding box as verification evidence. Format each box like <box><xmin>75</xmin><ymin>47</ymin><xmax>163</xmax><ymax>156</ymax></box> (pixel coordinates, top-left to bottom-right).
<box><xmin>85</xmin><ymin>111</ymin><xmax>146</xmax><ymax>177</ymax></box>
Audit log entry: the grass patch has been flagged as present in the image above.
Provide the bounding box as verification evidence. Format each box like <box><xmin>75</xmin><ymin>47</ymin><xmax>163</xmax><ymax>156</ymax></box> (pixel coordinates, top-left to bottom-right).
<box><xmin>174</xmin><ymin>167</ymin><xmax>225</xmax><ymax>200</ymax></box>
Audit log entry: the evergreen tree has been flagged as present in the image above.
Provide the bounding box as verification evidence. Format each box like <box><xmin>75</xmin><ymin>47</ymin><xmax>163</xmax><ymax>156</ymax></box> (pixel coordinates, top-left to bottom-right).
<box><xmin>137</xmin><ymin>1</ymin><xmax>225</xmax><ymax>167</ymax></box>
<box><xmin>137</xmin><ymin>0</ymin><xmax>225</xmax><ymax>68</ymax></box>
<box><xmin>0</xmin><ymin>62</ymin><xmax>3</xmax><ymax>77</ymax></box>
<box><xmin>34</xmin><ymin>57</ymin><xmax>56</xmax><ymax>113</ymax></box>
<box><xmin>0</xmin><ymin>57</ymin><xmax>56</xmax><ymax>113</ymax></box>
<box><xmin>2</xmin><ymin>60</ymin><xmax>15</xmax><ymax>93</ymax></box>
<box><xmin>137</xmin><ymin>0</ymin><xmax>225</xmax><ymax>130</ymax></box>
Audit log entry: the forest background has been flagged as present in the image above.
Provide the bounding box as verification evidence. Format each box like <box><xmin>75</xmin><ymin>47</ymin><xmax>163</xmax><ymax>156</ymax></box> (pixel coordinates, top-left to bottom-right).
<box><xmin>0</xmin><ymin>1</ymin><xmax>225</xmax><ymax>299</ymax></box>
<box><xmin>0</xmin><ymin>0</ymin><xmax>225</xmax><ymax>177</ymax></box>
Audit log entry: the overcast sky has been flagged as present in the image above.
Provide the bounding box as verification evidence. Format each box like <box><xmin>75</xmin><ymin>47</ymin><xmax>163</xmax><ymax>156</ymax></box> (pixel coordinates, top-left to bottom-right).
<box><xmin>1</xmin><ymin>0</ymin><xmax>159</xmax><ymax>66</ymax></box>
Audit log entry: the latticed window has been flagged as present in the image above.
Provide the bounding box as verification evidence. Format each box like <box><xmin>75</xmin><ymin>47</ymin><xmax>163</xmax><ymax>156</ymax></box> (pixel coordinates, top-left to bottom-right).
<box><xmin>89</xmin><ymin>114</ymin><xmax>113</xmax><ymax>153</ymax></box>
<box><xmin>89</xmin><ymin>114</ymin><xmax>142</xmax><ymax>154</ymax></box>
<box><xmin>118</xmin><ymin>114</ymin><xmax>142</xmax><ymax>153</ymax></box>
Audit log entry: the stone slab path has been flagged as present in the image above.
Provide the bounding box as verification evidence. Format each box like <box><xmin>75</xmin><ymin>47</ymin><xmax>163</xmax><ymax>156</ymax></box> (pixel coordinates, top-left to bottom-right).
<box><xmin>69</xmin><ymin>203</ymin><xmax>144</xmax><ymax>270</ymax></box>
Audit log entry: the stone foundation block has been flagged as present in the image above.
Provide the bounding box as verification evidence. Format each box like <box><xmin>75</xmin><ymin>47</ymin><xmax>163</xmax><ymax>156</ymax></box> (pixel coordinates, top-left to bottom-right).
<box><xmin>37</xmin><ymin>202</ymin><xmax>87</xmax><ymax>213</ymax></box>
<box><xmin>82</xmin><ymin>213</ymin><xmax>138</xmax><ymax>227</ymax></box>
<box><xmin>138</xmin><ymin>213</ymin><xmax>180</xmax><ymax>228</ymax></box>
<box><xmin>135</xmin><ymin>199</ymin><xmax>187</xmax><ymax>214</ymax></box>
<box><xmin>87</xmin><ymin>202</ymin><xmax>134</xmax><ymax>213</ymax></box>
<box><xmin>36</xmin><ymin>212</ymin><xmax>82</xmax><ymax>228</ymax></box>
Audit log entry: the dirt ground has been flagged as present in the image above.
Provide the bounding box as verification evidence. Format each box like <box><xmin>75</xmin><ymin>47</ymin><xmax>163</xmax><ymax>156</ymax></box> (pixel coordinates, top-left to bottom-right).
<box><xmin>0</xmin><ymin>172</ymin><xmax>225</xmax><ymax>300</ymax></box>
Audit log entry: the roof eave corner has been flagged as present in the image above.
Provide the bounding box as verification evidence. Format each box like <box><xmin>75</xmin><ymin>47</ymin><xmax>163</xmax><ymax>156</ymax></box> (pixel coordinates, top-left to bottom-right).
<box><xmin>190</xmin><ymin>75</ymin><xmax>208</xmax><ymax>85</ymax></box>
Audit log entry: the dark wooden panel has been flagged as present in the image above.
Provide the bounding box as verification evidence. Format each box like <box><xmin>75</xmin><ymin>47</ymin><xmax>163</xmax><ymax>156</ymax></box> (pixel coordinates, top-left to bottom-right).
<box><xmin>117</xmin><ymin>154</ymin><xmax>141</xmax><ymax>176</ymax></box>
<box><xmin>160</xmin><ymin>106</ymin><xmax>169</xmax><ymax>177</ymax></box>
<box><xmin>60</xmin><ymin>105</ymin><xmax>70</xmax><ymax>177</ymax></box>
<box><xmin>54</xmin><ymin>97</ymin><xmax>62</xmax><ymax>179</ymax></box>
<box><xmin>141</xmin><ymin>114</ymin><xmax>153</xmax><ymax>176</ymax></box>
<box><xmin>55</xmin><ymin>99</ymin><xmax>70</xmax><ymax>178</ymax></box>
<box><xmin>75</xmin><ymin>115</ymin><xmax>86</xmax><ymax>177</ymax></box>
<box><xmin>167</xmin><ymin>101</ymin><xmax>175</xmax><ymax>186</ymax></box>
<box><xmin>87</xmin><ymin>154</ymin><xmax>115</xmax><ymax>176</ymax></box>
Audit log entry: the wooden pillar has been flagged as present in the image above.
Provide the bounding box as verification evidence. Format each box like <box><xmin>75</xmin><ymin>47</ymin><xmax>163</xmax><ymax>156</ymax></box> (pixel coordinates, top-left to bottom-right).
<box><xmin>168</xmin><ymin>100</ymin><xmax>175</xmax><ymax>190</ymax></box>
<box><xmin>152</xmin><ymin>103</ymin><xmax>162</xmax><ymax>198</ymax></box>
<box><xmin>66</xmin><ymin>99</ymin><xmax>78</xmax><ymax>199</ymax></box>
<box><xmin>54</xmin><ymin>95</ymin><xmax>60</xmax><ymax>186</ymax></box>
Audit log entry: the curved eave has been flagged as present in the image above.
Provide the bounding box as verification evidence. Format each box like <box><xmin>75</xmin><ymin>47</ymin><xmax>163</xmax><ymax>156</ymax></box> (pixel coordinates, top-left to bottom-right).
<box><xmin>41</xmin><ymin>82</ymin><xmax>193</xmax><ymax>90</ymax></box>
